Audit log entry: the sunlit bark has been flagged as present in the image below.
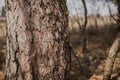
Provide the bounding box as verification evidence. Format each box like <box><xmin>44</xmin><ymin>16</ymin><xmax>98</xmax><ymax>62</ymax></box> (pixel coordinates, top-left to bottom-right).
<box><xmin>5</xmin><ymin>0</ymin><xmax>71</xmax><ymax>80</ymax></box>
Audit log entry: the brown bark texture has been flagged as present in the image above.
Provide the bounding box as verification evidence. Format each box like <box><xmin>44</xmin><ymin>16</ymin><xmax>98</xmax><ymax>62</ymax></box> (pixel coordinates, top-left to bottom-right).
<box><xmin>5</xmin><ymin>0</ymin><xmax>71</xmax><ymax>80</ymax></box>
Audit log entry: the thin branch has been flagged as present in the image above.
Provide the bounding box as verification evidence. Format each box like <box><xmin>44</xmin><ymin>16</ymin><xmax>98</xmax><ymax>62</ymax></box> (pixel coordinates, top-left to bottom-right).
<box><xmin>81</xmin><ymin>0</ymin><xmax>88</xmax><ymax>28</ymax></box>
<box><xmin>81</xmin><ymin>0</ymin><xmax>88</xmax><ymax>53</ymax></box>
<box><xmin>107</xmin><ymin>5</ymin><xmax>118</xmax><ymax>22</ymax></box>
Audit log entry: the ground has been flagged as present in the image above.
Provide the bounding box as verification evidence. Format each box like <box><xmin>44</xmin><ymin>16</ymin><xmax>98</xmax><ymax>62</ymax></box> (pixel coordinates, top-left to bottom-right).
<box><xmin>70</xmin><ymin>19</ymin><xmax>120</xmax><ymax>80</ymax></box>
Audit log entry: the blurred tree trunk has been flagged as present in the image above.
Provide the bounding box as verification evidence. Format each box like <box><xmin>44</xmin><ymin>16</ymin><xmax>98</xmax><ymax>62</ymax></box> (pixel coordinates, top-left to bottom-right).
<box><xmin>117</xmin><ymin>0</ymin><xmax>120</xmax><ymax>22</ymax></box>
<box><xmin>103</xmin><ymin>33</ymin><xmax>120</xmax><ymax>80</ymax></box>
<box><xmin>103</xmin><ymin>0</ymin><xmax>120</xmax><ymax>80</ymax></box>
<box><xmin>81</xmin><ymin>0</ymin><xmax>88</xmax><ymax>54</ymax></box>
<box><xmin>5</xmin><ymin>0</ymin><xmax>71</xmax><ymax>80</ymax></box>
<box><xmin>1</xmin><ymin>6</ymin><xmax>6</xmax><ymax>17</ymax></box>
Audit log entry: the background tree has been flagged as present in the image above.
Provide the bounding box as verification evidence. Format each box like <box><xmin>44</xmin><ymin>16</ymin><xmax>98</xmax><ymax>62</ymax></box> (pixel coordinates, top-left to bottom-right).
<box><xmin>103</xmin><ymin>0</ymin><xmax>120</xmax><ymax>80</ymax></box>
<box><xmin>81</xmin><ymin>0</ymin><xmax>88</xmax><ymax>54</ymax></box>
<box><xmin>72</xmin><ymin>0</ymin><xmax>88</xmax><ymax>54</ymax></box>
<box><xmin>1</xmin><ymin>6</ymin><xmax>6</xmax><ymax>17</ymax></box>
<box><xmin>117</xmin><ymin>0</ymin><xmax>120</xmax><ymax>22</ymax></box>
<box><xmin>5</xmin><ymin>0</ymin><xmax>71</xmax><ymax>80</ymax></box>
<box><xmin>103</xmin><ymin>33</ymin><xmax>120</xmax><ymax>80</ymax></box>
<box><xmin>111</xmin><ymin>0</ymin><xmax>120</xmax><ymax>21</ymax></box>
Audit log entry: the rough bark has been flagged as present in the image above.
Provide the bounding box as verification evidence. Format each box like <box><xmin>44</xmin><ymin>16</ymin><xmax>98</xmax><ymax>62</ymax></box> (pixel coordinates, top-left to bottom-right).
<box><xmin>5</xmin><ymin>0</ymin><xmax>71</xmax><ymax>80</ymax></box>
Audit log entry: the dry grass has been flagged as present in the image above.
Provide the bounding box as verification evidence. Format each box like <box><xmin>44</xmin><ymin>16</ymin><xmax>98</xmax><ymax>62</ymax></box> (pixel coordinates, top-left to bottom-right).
<box><xmin>0</xmin><ymin>22</ymin><xmax>6</xmax><ymax>37</ymax></box>
<box><xmin>69</xmin><ymin>16</ymin><xmax>117</xmax><ymax>31</ymax></box>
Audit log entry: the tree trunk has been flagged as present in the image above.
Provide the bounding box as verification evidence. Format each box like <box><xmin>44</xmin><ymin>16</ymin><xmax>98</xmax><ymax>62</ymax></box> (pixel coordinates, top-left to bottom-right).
<box><xmin>81</xmin><ymin>0</ymin><xmax>88</xmax><ymax>54</ymax></box>
<box><xmin>103</xmin><ymin>0</ymin><xmax>120</xmax><ymax>80</ymax></box>
<box><xmin>117</xmin><ymin>0</ymin><xmax>120</xmax><ymax>22</ymax></box>
<box><xmin>103</xmin><ymin>32</ymin><xmax>120</xmax><ymax>80</ymax></box>
<box><xmin>5</xmin><ymin>0</ymin><xmax>71</xmax><ymax>80</ymax></box>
